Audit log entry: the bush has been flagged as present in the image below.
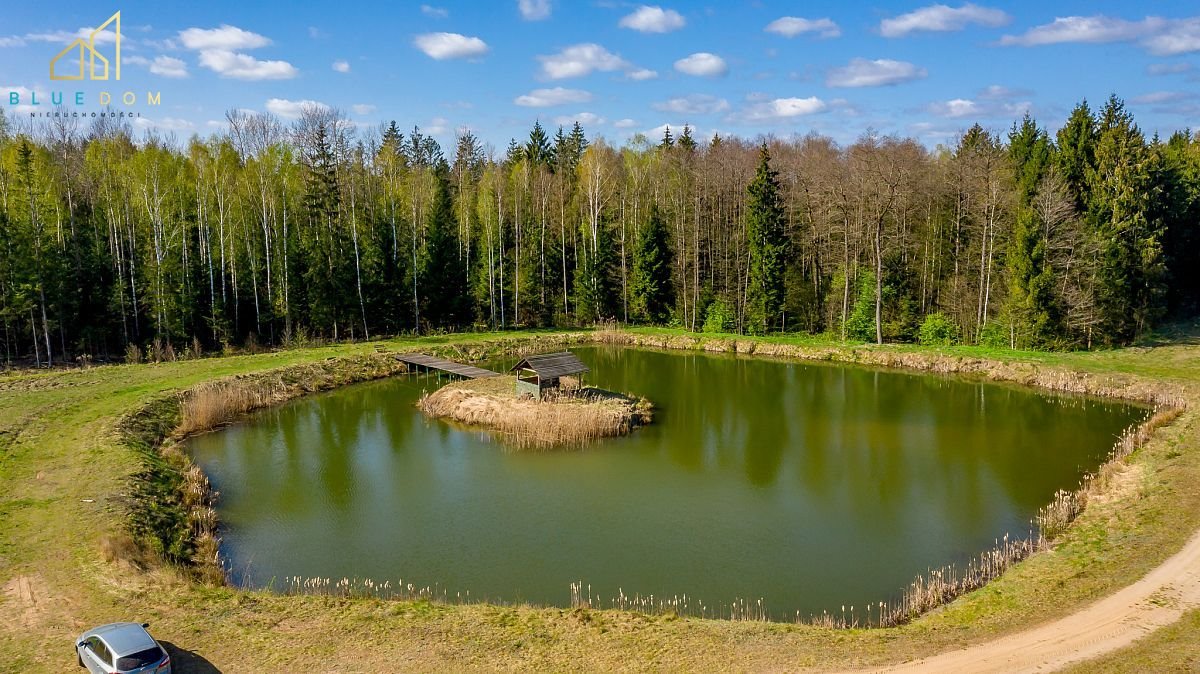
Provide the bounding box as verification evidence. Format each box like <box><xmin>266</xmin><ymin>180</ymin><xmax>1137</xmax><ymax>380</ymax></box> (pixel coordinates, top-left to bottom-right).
<box><xmin>843</xmin><ymin>270</ymin><xmax>877</xmax><ymax>341</ymax></box>
<box><xmin>703</xmin><ymin>300</ymin><xmax>734</xmax><ymax>333</ymax></box>
<box><xmin>918</xmin><ymin>312</ymin><xmax>959</xmax><ymax>346</ymax></box>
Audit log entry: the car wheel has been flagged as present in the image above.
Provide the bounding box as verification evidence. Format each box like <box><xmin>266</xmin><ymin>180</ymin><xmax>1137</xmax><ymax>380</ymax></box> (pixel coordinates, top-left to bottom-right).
<box><xmin>77</xmin><ymin>650</ymin><xmax>83</xmax><ymax>668</ymax></box>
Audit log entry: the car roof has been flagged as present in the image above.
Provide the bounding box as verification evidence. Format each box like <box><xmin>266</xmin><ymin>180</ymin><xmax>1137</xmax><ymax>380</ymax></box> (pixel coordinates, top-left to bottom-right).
<box><xmin>89</xmin><ymin>623</ymin><xmax>158</xmax><ymax>656</ymax></box>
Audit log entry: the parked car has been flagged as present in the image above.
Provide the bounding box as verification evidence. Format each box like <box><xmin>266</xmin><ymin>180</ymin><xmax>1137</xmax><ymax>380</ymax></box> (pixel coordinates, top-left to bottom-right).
<box><xmin>75</xmin><ymin>622</ymin><xmax>171</xmax><ymax>674</ymax></box>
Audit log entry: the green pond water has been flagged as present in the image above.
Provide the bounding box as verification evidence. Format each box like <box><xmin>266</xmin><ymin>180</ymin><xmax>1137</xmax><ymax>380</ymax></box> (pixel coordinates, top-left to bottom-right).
<box><xmin>189</xmin><ymin>345</ymin><xmax>1145</xmax><ymax>619</ymax></box>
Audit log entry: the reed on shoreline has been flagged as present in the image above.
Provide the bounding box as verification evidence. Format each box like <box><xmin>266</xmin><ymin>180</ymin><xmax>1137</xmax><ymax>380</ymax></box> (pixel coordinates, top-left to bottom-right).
<box><xmin>116</xmin><ymin>329</ymin><xmax>1187</xmax><ymax>629</ymax></box>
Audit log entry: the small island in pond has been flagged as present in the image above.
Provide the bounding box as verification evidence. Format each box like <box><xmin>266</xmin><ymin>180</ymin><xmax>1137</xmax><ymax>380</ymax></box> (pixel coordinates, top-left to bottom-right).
<box><xmin>416</xmin><ymin>351</ymin><xmax>653</xmax><ymax>448</ymax></box>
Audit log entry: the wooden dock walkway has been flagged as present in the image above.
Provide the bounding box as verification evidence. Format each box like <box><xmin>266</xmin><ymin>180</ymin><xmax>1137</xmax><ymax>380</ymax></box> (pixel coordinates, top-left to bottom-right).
<box><xmin>394</xmin><ymin>353</ymin><xmax>500</xmax><ymax>379</ymax></box>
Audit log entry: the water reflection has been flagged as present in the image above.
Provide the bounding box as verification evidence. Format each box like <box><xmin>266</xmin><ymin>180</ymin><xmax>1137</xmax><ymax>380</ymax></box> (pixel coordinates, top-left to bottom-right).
<box><xmin>191</xmin><ymin>345</ymin><xmax>1143</xmax><ymax>619</ymax></box>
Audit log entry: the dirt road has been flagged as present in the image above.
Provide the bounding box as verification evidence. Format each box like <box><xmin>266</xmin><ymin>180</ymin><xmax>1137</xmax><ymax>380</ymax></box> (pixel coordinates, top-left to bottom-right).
<box><xmin>859</xmin><ymin>527</ymin><xmax>1200</xmax><ymax>673</ymax></box>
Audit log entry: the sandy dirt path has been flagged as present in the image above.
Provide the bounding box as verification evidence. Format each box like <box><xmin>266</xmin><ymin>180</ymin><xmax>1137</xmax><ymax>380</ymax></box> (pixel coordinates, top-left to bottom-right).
<box><xmin>856</xmin><ymin>527</ymin><xmax>1200</xmax><ymax>673</ymax></box>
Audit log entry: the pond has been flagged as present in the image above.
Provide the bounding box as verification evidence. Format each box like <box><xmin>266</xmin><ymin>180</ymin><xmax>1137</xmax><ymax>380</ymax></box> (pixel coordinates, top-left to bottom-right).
<box><xmin>189</xmin><ymin>345</ymin><xmax>1146</xmax><ymax>619</ymax></box>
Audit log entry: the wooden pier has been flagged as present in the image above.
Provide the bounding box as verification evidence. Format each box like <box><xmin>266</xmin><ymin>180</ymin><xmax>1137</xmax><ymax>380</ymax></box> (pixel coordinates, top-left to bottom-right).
<box><xmin>395</xmin><ymin>353</ymin><xmax>500</xmax><ymax>379</ymax></box>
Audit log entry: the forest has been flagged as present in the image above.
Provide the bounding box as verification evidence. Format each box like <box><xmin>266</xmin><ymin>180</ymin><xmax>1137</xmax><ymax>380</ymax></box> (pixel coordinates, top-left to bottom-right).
<box><xmin>0</xmin><ymin>94</ymin><xmax>1197</xmax><ymax>365</ymax></box>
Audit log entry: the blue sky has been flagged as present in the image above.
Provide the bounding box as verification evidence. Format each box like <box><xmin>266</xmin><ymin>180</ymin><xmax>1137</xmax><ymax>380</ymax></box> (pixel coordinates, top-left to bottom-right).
<box><xmin>2</xmin><ymin>1</ymin><xmax>1198</xmax><ymax>150</ymax></box>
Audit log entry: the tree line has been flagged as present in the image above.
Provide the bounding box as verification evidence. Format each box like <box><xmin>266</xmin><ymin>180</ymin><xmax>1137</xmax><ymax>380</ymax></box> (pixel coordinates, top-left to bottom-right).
<box><xmin>0</xmin><ymin>94</ymin><xmax>1197</xmax><ymax>365</ymax></box>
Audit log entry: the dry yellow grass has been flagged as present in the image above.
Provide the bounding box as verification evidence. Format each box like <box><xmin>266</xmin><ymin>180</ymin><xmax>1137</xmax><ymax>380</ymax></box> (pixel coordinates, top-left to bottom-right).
<box><xmin>176</xmin><ymin>380</ymin><xmax>285</xmax><ymax>436</ymax></box>
<box><xmin>418</xmin><ymin>376</ymin><xmax>652</xmax><ymax>448</ymax></box>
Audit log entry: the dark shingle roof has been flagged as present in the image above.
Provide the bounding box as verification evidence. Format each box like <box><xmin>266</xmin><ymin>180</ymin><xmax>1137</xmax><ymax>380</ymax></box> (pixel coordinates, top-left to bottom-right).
<box><xmin>510</xmin><ymin>351</ymin><xmax>589</xmax><ymax>379</ymax></box>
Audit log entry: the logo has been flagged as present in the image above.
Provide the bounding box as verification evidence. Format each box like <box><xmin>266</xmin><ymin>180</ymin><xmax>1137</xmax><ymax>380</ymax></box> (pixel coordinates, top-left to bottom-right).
<box><xmin>50</xmin><ymin>11</ymin><xmax>121</xmax><ymax>81</ymax></box>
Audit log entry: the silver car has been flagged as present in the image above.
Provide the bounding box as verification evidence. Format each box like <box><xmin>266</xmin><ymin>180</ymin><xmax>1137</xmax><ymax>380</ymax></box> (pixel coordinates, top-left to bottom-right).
<box><xmin>76</xmin><ymin>622</ymin><xmax>171</xmax><ymax>674</ymax></box>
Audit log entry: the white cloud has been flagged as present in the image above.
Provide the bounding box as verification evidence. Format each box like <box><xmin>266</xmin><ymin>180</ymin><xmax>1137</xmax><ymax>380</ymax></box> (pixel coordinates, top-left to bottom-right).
<box><xmin>414</xmin><ymin>32</ymin><xmax>489</xmax><ymax>59</ymax></box>
<box><xmin>513</xmin><ymin>87</ymin><xmax>593</xmax><ymax>107</ymax></box>
<box><xmin>765</xmin><ymin>17</ymin><xmax>841</xmax><ymax>38</ymax></box>
<box><xmin>554</xmin><ymin>112</ymin><xmax>606</xmax><ymax>126</ymax></box>
<box><xmin>740</xmin><ymin>97</ymin><xmax>827</xmax><ymax>122</ymax></box>
<box><xmin>1147</xmin><ymin>62</ymin><xmax>1194</xmax><ymax>75</ymax></box>
<box><xmin>135</xmin><ymin>116</ymin><xmax>196</xmax><ymax>133</ymax></box>
<box><xmin>642</xmin><ymin>123</ymin><xmax>697</xmax><ymax>140</ymax></box>
<box><xmin>427</xmin><ymin>116</ymin><xmax>450</xmax><ymax>135</ymax></box>
<box><xmin>978</xmin><ymin>84</ymin><xmax>1029</xmax><ymax>100</ymax></box>
<box><xmin>652</xmin><ymin>94</ymin><xmax>730</xmax><ymax>115</ymax></box>
<box><xmin>24</xmin><ymin>26</ymin><xmax>119</xmax><ymax>46</ymax></box>
<box><xmin>927</xmin><ymin>98</ymin><xmax>979</xmax><ymax>118</ymax></box>
<box><xmin>352</xmin><ymin>103</ymin><xmax>377</xmax><ymax>115</ymax></box>
<box><xmin>265</xmin><ymin>98</ymin><xmax>330</xmax><ymax>119</ymax></box>
<box><xmin>620</xmin><ymin>6</ymin><xmax>686</xmax><ymax>33</ymax></box>
<box><xmin>332</xmin><ymin>60</ymin><xmax>351</xmax><ymax>73</ymax></box>
<box><xmin>518</xmin><ymin>0</ymin><xmax>552</xmax><ymax>21</ymax></box>
<box><xmin>178</xmin><ymin>24</ymin><xmax>297</xmax><ymax>80</ymax></box>
<box><xmin>826</xmin><ymin>58</ymin><xmax>927</xmax><ymax>87</ymax></box>
<box><xmin>178</xmin><ymin>25</ymin><xmax>270</xmax><ymax>50</ymax></box>
<box><xmin>881</xmin><ymin>4</ymin><xmax>1009</xmax><ymax>37</ymax></box>
<box><xmin>149</xmin><ymin>55</ymin><xmax>188</xmax><ymax>78</ymax></box>
<box><xmin>199</xmin><ymin>50</ymin><xmax>298</xmax><ymax>80</ymax></box>
<box><xmin>674</xmin><ymin>52</ymin><xmax>727</xmax><ymax>77</ymax></box>
<box><xmin>999</xmin><ymin>16</ymin><xmax>1200</xmax><ymax>56</ymax></box>
<box><xmin>925</xmin><ymin>94</ymin><xmax>1032</xmax><ymax>118</ymax></box>
<box><xmin>627</xmin><ymin>68</ymin><xmax>658</xmax><ymax>80</ymax></box>
<box><xmin>421</xmin><ymin>5</ymin><xmax>449</xmax><ymax>18</ymax></box>
<box><xmin>538</xmin><ymin>43</ymin><xmax>632</xmax><ymax>79</ymax></box>
<box><xmin>1130</xmin><ymin>91</ymin><xmax>1192</xmax><ymax>105</ymax></box>
<box><xmin>0</xmin><ymin>36</ymin><xmax>25</xmax><ymax>47</ymax></box>
<box><xmin>3</xmin><ymin>85</ymin><xmax>47</xmax><ymax>114</ymax></box>
<box><xmin>614</xmin><ymin>118</ymin><xmax>638</xmax><ymax>128</ymax></box>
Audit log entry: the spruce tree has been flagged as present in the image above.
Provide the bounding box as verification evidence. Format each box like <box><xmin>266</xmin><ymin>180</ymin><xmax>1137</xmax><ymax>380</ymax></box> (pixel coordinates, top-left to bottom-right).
<box><xmin>526</xmin><ymin>121</ymin><xmax>552</xmax><ymax>167</ymax></box>
<box><xmin>678</xmin><ymin>124</ymin><xmax>697</xmax><ymax>152</ymax></box>
<box><xmin>1005</xmin><ymin>114</ymin><xmax>1057</xmax><ymax>347</ymax></box>
<box><xmin>419</xmin><ymin>172</ymin><xmax>472</xmax><ymax>329</ymax></box>
<box><xmin>300</xmin><ymin>122</ymin><xmax>348</xmax><ymax>334</ymax></box>
<box><xmin>630</xmin><ymin>205</ymin><xmax>674</xmax><ymax>323</ymax></box>
<box><xmin>1055</xmin><ymin>101</ymin><xmax>1097</xmax><ymax>212</ymax></box>
<box><xmin>573</xmin><ymin>218</ymin><xmax>616</xmax><ymax>321</ymax></box>
<box><xmin>1088</xmin><ymin>95</ymin><xmax>1167</xmax><ymax>342</ymax></box>
<box><xmin>745</xmin><ymin>144</ymin><xmax>788</xmax><ymax>334</ymax></box>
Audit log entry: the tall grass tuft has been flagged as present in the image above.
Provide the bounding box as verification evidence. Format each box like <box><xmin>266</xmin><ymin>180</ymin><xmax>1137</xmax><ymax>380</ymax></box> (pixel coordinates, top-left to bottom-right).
<box><xmin>176</xmin><ymin>381</ymin><xmax>285</xmax><ymax>436</ymax></box>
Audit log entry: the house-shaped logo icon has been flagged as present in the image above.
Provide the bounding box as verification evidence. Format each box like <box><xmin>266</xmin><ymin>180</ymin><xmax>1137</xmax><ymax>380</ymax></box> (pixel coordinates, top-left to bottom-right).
<box><xmin>50</xmin><ymin>11</ymin><xmax>121</xmax><ymax>81</ymax></box>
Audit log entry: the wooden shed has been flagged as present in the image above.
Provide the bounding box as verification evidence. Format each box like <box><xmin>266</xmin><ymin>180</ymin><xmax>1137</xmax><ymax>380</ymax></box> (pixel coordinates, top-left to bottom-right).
<box><xmin>510</xmin><ymin>351</ymin><xmax>589</xmax><ymax>400</ymax></box>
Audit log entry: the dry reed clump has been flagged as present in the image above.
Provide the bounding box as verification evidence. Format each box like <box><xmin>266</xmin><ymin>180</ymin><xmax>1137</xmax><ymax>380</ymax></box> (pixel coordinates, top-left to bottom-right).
<box><xmin>418</xmin><ymin>377</ymin><xmax>652</xmax><ymax>449</ymax></box>
<box><xmin>176</xmin><ymin>381</ymin><xmax>286</xmax><ymax>436</ymax></box>
<box><xmin>120</xmin><ymin>353</ymin><xmax>410</xmax><ymax>583</ymax></box>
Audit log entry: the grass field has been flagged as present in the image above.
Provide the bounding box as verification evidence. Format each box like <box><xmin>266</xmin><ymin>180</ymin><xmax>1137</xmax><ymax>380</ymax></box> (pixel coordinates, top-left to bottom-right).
<box><xmin>1</xmin><ymin>326</ymin><xmax>1198</xmax><ymax>672</ymax></box>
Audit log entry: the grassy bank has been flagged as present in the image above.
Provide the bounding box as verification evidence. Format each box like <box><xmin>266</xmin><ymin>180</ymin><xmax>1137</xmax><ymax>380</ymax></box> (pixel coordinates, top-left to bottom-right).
<box><xmin>1</xmin><ymin>327</ymin><xmax>1197</xmax><ymax>671</ymax></box>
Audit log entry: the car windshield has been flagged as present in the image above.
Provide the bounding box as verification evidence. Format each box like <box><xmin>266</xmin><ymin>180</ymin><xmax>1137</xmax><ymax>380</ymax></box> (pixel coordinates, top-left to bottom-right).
<box><xmin>115</xmin><ymin>647</ymin><xmax>163</xmax><ymax>670</ymax></box>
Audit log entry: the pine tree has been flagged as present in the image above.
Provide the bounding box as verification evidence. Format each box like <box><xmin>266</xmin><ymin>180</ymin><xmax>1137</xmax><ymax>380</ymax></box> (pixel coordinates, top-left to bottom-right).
<box><xmin>420</xmin><ymin>172</ymin><xmax>472</xmax><ymax>328</ymax></box>
<box><xmin>300</xmin><ymin>121</ymin><xmax>349</xmax><ymax>335</ymax></box>
<box><xmin>1088</xmin><ymin>95</ymin><xmax>1167</xmax><ymax>342</ymax></box>
<box><xmin>630</xmin><ymin>205</ymin><xmax>674</xmax><ymax>323</ymax></box>
<box><xmin>1005</xmin><ymin>114</ymin><xmax>1057</xmax><ymax>347</ymax></box>
<box><xmin>659</xmin><ymin>126</ymin><xmax>674</xmax><ymax>150</ymax></box>
<box><xmin>526</xmin><ymin>121</ymin><xmax>552</xmax><ymax>167</ymax></box>
<box><xmin>1160</xmin><ymin>131</ymin><xmax>1200</xmax><ymax>316</ymax></box>
<box><xmin>1056</xmin><ymin>101</ymin><xmax>1097</xmax><ymax>212</ymax></box>
<box><xmin>568</xmin><ymin>121</ymin><xmax>588</xmax><ymax>158</ymax></box>
<box><xmin>678</xmin><ymin>125</ymin><xmax>697</xmax><ymax>152</ymax></box>
<box><xmin>573</xmin><ymin>217</ymin><xmax>616</xmax><ymax>321</ymax></box>
<box><xmin>745</xmin><ymin>144</ymin><xmax>788</xmax><ymax>334</ymax></box>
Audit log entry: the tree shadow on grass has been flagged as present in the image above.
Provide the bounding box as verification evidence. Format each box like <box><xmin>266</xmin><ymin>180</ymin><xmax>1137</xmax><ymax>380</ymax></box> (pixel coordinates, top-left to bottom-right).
<box><xmin>1134</xmin><ymin>320</ymin><xmax>1200</xmax><ymax>347</ymax></box>
<box><xmin>159</xmin><ymin>642</ymin><xmax>221</xmax><ymax>674</ymax></box>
